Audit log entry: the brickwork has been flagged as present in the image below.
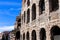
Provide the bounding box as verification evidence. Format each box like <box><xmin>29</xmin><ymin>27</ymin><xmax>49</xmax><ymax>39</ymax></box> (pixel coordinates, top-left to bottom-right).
<box><xmin>15</xmin><ymin>0</ymin><xmax>60</xmax><ymax>40</ymax></box>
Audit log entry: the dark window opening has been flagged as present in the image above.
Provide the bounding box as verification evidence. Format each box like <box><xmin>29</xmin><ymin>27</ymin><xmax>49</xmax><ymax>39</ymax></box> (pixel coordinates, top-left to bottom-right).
<box><xmin>17</xmin><ymin>23</ymin><xmax>21</xmax><ymax>27</ymax></box>
<box><xmin>24</xmin><ymin>11</ymin><xmax>25</xmax><ymax>23</ymax></box>
<box><xmin>32</xmin><ymin>4</ymin><xmax>36</xmax><ymax>21</ymax></box>
<box><xmin>40</xmin><ymin>28</ymin><xmax>46</xmax><ymax>40</ymax></box>
<box><xmin>23</xmin><ymin>33</ymin><xmax>25</xmax><ymax>40</ymax></box>
<box><xmin>27</xmin><ymin>9</ymin><xmax>30</xmax><ymax>23</ymax></box>
<box><xmin>16</xmin><ymin>31</ymin><xmax>20</xmax><ymax>40</ymax></box>
<box><xmin>51</xmin><ymin>26</ymin><xmax>60</xmax><ymax>40</ymax></box>
<box><xmin>49</xmin><ymin>0</ymin><xmax>59</xmax><ymax>12</ymax></box>
<box><xmin>32</xmin><ymin>30</ymin><xmax>36</xmax><ymax>40</ymax></box>
<box><xmin>39</xmin><ymin>0</ymin><xmax>45</xmax><ymax>15</ymax></box>
<box><xmin>26</xmin><ymin>32</ymin><xmax>29</xmax><ymax>40</ymax></box>
<box><xmin>18</xmin><ymin>19</ymin><xmax>21</xmax><ymax>22</ymax></box>
<box><xmin>17</xmin><ymin>19</ymin><xmax>21</xmax><ymax>28</ymax></box>
<box><xmin>27</xmin><ymin>0</ymin><xmax>30</xmax><ymax>6</ymax></box>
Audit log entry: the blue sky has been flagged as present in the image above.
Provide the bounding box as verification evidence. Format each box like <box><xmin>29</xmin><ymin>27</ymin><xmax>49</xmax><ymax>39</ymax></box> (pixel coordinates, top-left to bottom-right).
<box><xmin>0</xmin><ymin>0</ymin><xmax>22</xmax><ymax>32</ymax></box>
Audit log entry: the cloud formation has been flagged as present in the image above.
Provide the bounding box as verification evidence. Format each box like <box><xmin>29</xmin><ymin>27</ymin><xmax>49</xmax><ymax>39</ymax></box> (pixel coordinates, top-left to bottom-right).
<box><xmin>10</xmin><ymin>8</ymin><xmax>21</xmax><ymax>11</ymax></box>
<box><xmin>0</xmin><ymin>26</ymin><xmax>14</xmax><ymax>32</ymax></box>
<box><xmin>0</xmin><ymin>0</ymin><xmax>22</xmax><ymax>33</ymax></box>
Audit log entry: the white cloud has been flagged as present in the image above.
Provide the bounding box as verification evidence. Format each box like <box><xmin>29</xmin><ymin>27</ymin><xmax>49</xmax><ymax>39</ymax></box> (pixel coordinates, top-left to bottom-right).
<box><xmin>9</xmin><ymin>8</ymin><xmax>21</xmax><ymax>11</ymax></box>
<box><xmin>0</xmin><ymin>26</ymin><xmax>14</xmax><ymax>32</ymax></box>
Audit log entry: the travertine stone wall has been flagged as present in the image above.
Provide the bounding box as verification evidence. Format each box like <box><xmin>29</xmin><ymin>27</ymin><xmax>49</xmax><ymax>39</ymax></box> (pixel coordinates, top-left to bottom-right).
<box><xmin>15</xmin><ymin>0</ymin><xmax>60</xmax><ymax>40</ymax></box>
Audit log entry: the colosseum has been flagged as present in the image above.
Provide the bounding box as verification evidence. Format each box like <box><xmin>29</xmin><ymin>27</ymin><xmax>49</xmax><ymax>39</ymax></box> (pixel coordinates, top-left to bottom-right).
<box><xmin>13</xmin><ymin>0</ymin><xmax>60</xmax><ymax>40</ymax></box>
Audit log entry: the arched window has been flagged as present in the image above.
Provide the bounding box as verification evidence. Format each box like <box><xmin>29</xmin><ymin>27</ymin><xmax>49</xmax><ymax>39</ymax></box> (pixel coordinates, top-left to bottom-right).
<box><xmin>32</xmin><ymin>30</ymin><xmax>36</xmax><ymax>40</ymax></box>
<box><xmin>17</xmin><ymin>19</ymin><xmax>21</xmax><ymax>28</ymax></box>
<box><xmin>26</xmin><ymin>32</ymin><xmax>29</xmax><ymax>40</ymax></box>
<box><xmin>40</xmin><ymin>28</ymin><xmax>46</xmax><ymax>40</ymax></box>
<box><xmin>39</xmin><ymin>0</ymin><xmax>45</xmax><ymax>15</ymax></box>
<box><xmin>51</xmin><ymin>25</ymin><xmax>60</xmax><ymax>40</ymax></box>
<box><xmin>32</xmin><ymin>4</ymin><xmax>36</xmax><ymax>21</ymax></box>
<box><xmin>27</xmin><ymin>9</ymin><xmax>30</xmax><ymax>23</ymax></box>
<box><xmin>24</xmin><ymin>11</ymin><xmax>25</xmax><ymax>23</ymax></box>
<box><xmin>49</xmin><ymin>0</ymin><xmax>59</xmax><ymax>12</ymax></box>
<box><xmin>27</xmin><ymin>0</ymin><xmax>30</xmax><ymax>6</ymax></box>
<box><xmin>16</xmin><ymin>31</ymin><xmax>20</xmax><ymax>40</ymax></box>
<box><xmin>23</xmin><ymin>33</ymin><xmax>25</xmax><ymax>40</ymax></box>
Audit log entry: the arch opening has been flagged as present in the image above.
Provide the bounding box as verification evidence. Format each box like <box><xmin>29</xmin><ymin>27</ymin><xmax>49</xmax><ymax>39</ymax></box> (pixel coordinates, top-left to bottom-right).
<box><xmin>16</xmin><ymin>31</ymin><xmax>20</xmax><ymax>40</ymax></box>
<box><xmin>51</xmin><ymin>26</ymin><xmax>60</xmax><ymax>40</ymax></box>
<box><xmin>32</xmin><ymin>30</ymin><xmax>36</xmax><ymax>40</ymax></box>
<box><xmin>26</xmin><ymin>32</ymin><xmax>29</xmax><ymax>40</ymax></box>
<box><xmin>23</xmin><ymin>33</ymin><xmax>25</xmax><ymax>40</ymax></box>
<box><xmin>40</xmin><ymin>28</ymin><xmax>46</xmax><ymax>40</ymax></box>
<box><xmin>39</xmin><ymin>0</ymin><xmax>45</xmax><ymax>15</ymax></box>
<box><xmin>24</xmin><ymin>11</ymin><xmax>25</xmax><ymax>23</ymax></box>
<box><xmin>27</xmin><ymin>9</ymin><xmax>30</xmax><ymax>23</ymax></box>
<box><xmin>32</xmin><ymin>4</ymin><xmax>36</xmax><ymax>21</ymax></box>
<box><xmin>27</xmin><ymin>0</ymin><xmax>30</xmax><ymax>6</ymax></box>
<box><xmin>49</xmin><ymin>0</ymin><xmax>59</xmax><ymax>12</ymax></box>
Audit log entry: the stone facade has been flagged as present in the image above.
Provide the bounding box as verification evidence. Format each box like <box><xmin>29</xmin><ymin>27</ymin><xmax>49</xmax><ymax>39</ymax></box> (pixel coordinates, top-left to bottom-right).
<box><xmin>10</xmin><ymin>33</ymin><xmax>15</xmax><ymax>40</ymax></box>
<box><xmin>15</xmin><ymin>0</ymin><xmax>60</xmax><ymax>40</ymax></box>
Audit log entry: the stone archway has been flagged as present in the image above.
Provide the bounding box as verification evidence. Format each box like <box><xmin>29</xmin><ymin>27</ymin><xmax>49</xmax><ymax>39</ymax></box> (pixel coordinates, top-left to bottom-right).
<box><xmin>27</xmin><ymin>9</ymin><xmax>30</xmax><ymax>23</ymax></box>
<box><xmin>40</xmin><ymin>28</ymin><xmax>46</xmax><ymax>40</ymax></box>
<box><xmin>24</xmin><ymin>11</ymin><xmax>26</xmax><ymax>23</ymax></box>
<box><xmin>23</xmin><ymin>33</ymin><xmax>25</xmax><ymax>40</ymax></box>
<box><xmin>26</xmin><ymin>32</ymin><xmax>29</xmax><ymax>40</ymax></box>
<box><xmin>39</xmin><ymin>0</ymin><xmax>45</xmax><ymax>15</ymax></box>
<box><xmin>31</xmin><ymin>30</ymin><xmax>36</xmax><ymax>40</ymax></box>
<box><xmin>27</xmin><ymin>0</ymin><xmax>30</xmax><ymax>6</ymax></box>
<box><xmin>49</xmin><ymin>0</ymin><xmax>59</xmax><ymax>12</ymax></box>
<box><xmin>51</xmin><ymin>25</ymin><xmax>60</xmax><ymax>40</ymax></box>
<box><xmin>32</xmin><ymin>4</ymin><xmax>36</xmax><ymax>21</ymax></box>
<box><xmin>16</xmin><ymin>31</ymin><xmax>20</xmax><ymax>40</ymax></box>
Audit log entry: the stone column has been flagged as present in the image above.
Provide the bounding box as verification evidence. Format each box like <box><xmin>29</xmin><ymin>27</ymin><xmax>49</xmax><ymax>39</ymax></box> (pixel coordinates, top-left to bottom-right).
<box><xmin>22</xmin><ymin>34</ymin><xmax>23</xmax><ymax>40</ymax></box>
<box><xmin>58</xmin><ymin>0</ymin><xmax>60</xmax><ymax>19</ymax></box>
<box><xmin>45</xmin><ymin>0</ymin><xmax>49</xmax><ymax>21</ymax></box>
<box><xmin>36</xmin><ymin>1</ymin><xmax>39</xmax><ymax>19</ymax></box>
<box><xmin>26</xmin><ymin>10</ymin><xmax>27</xmax><ymax>24</ymax></box>
<box><xmin>30</xmin><ymin>31</ymin><xmax>31</xmax><ymax>40</ymax></box>
<box><xmin>23</xmin><ymin>11</ymin><xmax>24</xmax><ymax>25</ymax></box>
<box><xmin>46</xmin><ymin>27</ymin><xmax>51</xmax><ymax>40</ymax></box>
<box><xmin>20</xmin><ymin>34</ymin><xmax>23</xmax><ymax>40</ymax></box>
<box><xmin>36</xmin><ymin>1</ymin><xmax>40</xmax><ymax>26</ymax></box>
<box><xmin>21</xmin><ymin>14</ymin><xmax>23</xmax><ymax>26</ymax></box>
<box><xmin>25</xmin><ymin>32</ymin><xmax>26</xmax><ymax>40</ymax></box>
<box><xmin>59</xmin><ymin>0</ymin><xmax>60</xmax><ymax>11</ymax></box>
<box><xmin>46</xmin><ymin>31</ymin><xmax>51</xmax><ymax>40</ymax></box>
<box><xmin>36</xmin><ymin>30</ymin><xmax>40</xmax><ymax>40</ymax></box>
<box><xmin>29</xmin><ymin>0</ymin><xmax>31</xmax><ymax>24</ymax></box>
<box><xmin>30</xmin><ymin>3</ymin><xmax>32</xmax><ymax>27</ymax></box>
